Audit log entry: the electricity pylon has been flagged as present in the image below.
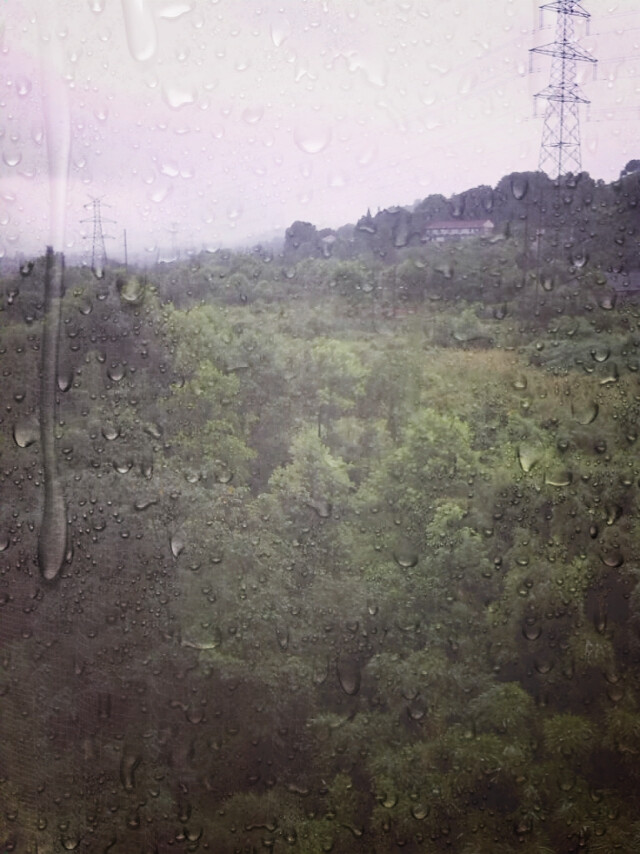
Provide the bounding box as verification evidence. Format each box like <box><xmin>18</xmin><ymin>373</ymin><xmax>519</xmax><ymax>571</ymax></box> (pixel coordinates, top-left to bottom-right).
<box><xmin>82</xmin><ymin>196</ymin><xmax>115</xmax><ymax>275</ymax></box>
<box><xmin>530</xmin><ymin>1</ymin><xmax>596</xmax><ymax>178</ymax></box>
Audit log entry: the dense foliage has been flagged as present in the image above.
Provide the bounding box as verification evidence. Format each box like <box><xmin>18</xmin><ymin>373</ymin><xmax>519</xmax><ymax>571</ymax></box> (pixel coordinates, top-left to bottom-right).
<box><xmin>1</xmin><ymin>170</ymin><xmax>640</xmax><ymax>852</ymax></box>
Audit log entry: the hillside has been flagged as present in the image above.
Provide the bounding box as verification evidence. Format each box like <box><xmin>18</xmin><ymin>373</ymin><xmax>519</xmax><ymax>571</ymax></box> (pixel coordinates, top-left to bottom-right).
<box><xmin>1</xmin><ymin>165</ymin><xmax>640</xmax><ymax>852</ymax></box>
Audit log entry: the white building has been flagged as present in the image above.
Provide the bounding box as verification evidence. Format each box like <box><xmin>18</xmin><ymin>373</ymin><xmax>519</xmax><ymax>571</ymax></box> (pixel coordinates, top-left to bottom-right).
<box><xmin>424</xmin><ymin>219</ymin><xmax>494</xmax><ymax>242</ymax></box>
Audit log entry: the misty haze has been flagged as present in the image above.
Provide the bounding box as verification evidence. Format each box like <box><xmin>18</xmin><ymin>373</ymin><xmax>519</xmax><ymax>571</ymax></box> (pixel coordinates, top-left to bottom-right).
<box><xmin>1</xmin><ymin>2</ymin><xmax>640</xmax><ymax>852</ymax></box>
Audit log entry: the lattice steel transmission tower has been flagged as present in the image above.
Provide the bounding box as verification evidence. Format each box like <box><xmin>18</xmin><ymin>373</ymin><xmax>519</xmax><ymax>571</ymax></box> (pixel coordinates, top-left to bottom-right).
<box><xmin>82</xmin><ymin>196</ymin><xmax>115</xmax><ymax>275</ymax></box>
<box><xmin>530</xmin><ymin>1</ymin><xmax>596</xmax><ymax>178</ymax></box>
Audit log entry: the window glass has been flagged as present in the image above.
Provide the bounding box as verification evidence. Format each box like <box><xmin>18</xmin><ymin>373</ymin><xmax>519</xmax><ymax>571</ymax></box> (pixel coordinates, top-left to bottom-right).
<box><xmin>1</xmin><ymin>2</ymin><xmax>640</xmax><ymax>852</ymax></box>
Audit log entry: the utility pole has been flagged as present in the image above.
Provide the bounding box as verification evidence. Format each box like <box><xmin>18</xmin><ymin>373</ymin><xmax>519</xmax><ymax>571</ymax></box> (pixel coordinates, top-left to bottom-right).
<box><xmin>530</xmin><ymin>1</ymin><xmax>596</xmax><ymax>178</ymax></box>
<box><xmin>81</xmin><ymin>196</ymin><xmax>115</xmax><ymax>276</ymax></box>
<box><xmin>123</xmin><ymin>228</ymin><xmax>128</xmax><ymax>272</ymax></box>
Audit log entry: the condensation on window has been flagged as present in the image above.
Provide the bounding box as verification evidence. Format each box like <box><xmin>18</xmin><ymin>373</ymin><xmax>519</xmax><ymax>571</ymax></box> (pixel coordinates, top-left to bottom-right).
<box><xmin>1</xmin><ymin>2</ymin><xmax>640</xmax><ymax>852</ymax></box>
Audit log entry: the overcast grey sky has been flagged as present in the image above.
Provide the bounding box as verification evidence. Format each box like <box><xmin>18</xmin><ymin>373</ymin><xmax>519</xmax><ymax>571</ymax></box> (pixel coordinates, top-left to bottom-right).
<box><xmin>1</xmin><ymin>0</ymin><xmax>638</xmax><ymax>263</ymax></box>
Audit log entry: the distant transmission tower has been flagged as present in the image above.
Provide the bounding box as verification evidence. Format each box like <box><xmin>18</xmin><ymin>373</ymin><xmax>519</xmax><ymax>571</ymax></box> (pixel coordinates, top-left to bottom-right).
<box><xmin>530</xmin><ymin>1</ymin><xmax>596</xmax><ymax>178</ymax></box>
<box><xmin>82</xmin><ymin>196</ymin><xmax>115</xmax><ymax>275</ymax></box>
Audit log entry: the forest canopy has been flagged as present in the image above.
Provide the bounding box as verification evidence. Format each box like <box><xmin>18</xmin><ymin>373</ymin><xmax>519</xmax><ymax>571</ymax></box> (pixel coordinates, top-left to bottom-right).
<box><xmin>1</xmin><ymin>167</ymin><xmax>640</xmax><ymax>852</ymax></box>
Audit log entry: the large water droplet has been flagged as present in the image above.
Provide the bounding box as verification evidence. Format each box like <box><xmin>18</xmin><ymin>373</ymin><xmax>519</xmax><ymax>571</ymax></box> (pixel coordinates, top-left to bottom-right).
<box><xmin>3</xmin><ymin>152</ymin><xmax>22</xmax><ymax>168</ymax></box>
<box><xmin>134</xmin><ymin>498</ymin><xmax>157</xmax><ymax>511</ymax></box>
<box><xmin>145</xmin><ymin>422</ymin><xmax>163</xmax><ymax>440</ymax></box>
<box><xmin>107</xmin><ymin>363</ymin><xmax>125</xmax><ymax>382</ymax></box>
<box><xmin>270</xmin><ymin>18</ymin><xmax>291</xmax><ymax>47</ymax></box>
<box><xmin>313</xmin><ymin>657</ymin><xmax>330</xmax><ymax>686</ymax></box>
<box><xmin>541</xmin><ymin>276</ymin><xmax>554</xmax><ymax>292</ymax></box>
<box><xmin>213</xmin><ymin>461</ymin><xmax>232</xmax><ymax>484</ymax></box>
<box><xmin>571</xmin><ymin>249</ymin><xmax>588</xmax><ymax>269</ymax></box>
<box><xmin>571</xmin><ymin>401</ymin><xmax>598</xmax><ymax>425</ymax></box>
<box><xmin>163</xmin><ymin>83</ymin><xmax>197</xmax><ymax>110</ymax></box>
<box><xmin>122</xmin><ymin>0</ymin><xmax>157</xmax><ymax>62</ymax></box>
<box><xmin>544</xmin><ymin>469</ymin><xmax>572</xmax><ymax>487</ymax></box>
<box><xmin>57</xmin><ymin>369</ymin><xmax>73</xmax><ymax>392</ymax></box>
<box><xmin>513</xmin><ymin>375</ymin><xmax>528</xmax><ymax>390</ymax></box>
<box><xmin>606</xmin><ymin>504</ymin><xmax>622</xmax><ymax>526</ymax></box>
<box><xmin>102</xmin><ymin>424</ymin><xmax>120</xmax><ymax>441</ymax></box>
<box><xmin>242</xmin><ymin>106</ymin><xmax>264</xmax><ymax>125</ymax></box>
<box><xmin>276</xmin><ymin>625</ymin><xmax>290</xmax><ymax>651</ymax></box>
<box><xmin>598</xmin><ymin>293</ymin><xmax>617</xmax><ymax>311</ymax></box>
<box><xmin>306</xmin><ymin>498</ymin><xmax>331</xmax><ymax>518</ymax></box>
<box><xmin>411</xmin><ymin>803</ymin><xmax>429</xmax><ymax>820</ymax></box>
<box><xmin>15</xmin><ymin>76</ymin><xmax>32</xmax><ymax>98</ymax></box>
<box><xmin>158</xmin><ymin>1</ymin><xmax>194</xmax><ymax>19</ymax></box>
<box><xmin>120</xmin><ymin>752</ymin><xmax>142</xmax><ymax>792</ymax></box>
<box><xmin>522</xmin><ymin>623</ymin><xmax>542</xmax><ymax>641</ymax></box>
<box><xmin>393</xmin><ymin>545</ymin><xmax>419</xmax><ymax>568</ymax></box>
<box><xmin>171</xmin><ymin>532</ymin><xmax>185</xmax><ymax>558</ymax></box>
<box><xmin>117</xmin><ymin>275</ymin><xmax>145</xmax><ymax>305</ymax></box>
<box><xmin>407</xmin><ymin>700</ymin><xmax>427</xmax><ymax>721</ymax></box>
<box><xmin>518</xmin><ymin>445</ymin><xmax>541</xmax><ymax>473</ymax></box>
<box><xmin>346</xmin><ymin>51</ymin><xmax>388</xmax><ymax>87</ymax></box>
<box><xmin>511</xmin><ymin>175</ymin><xmax>528</xmax><ymax>200</ymax></box>
<box><xmin>160</xmin><ymin>160</ymin><xmax>179</xmax><ymax>177</ymax></box>
<box><xmin>599</xmin><ymin>365</ymin><xmax>619</xmax><ymax>386</ymax></box>
<box><xmin>600</xmin><ymin>550</ymin><xmax>624</xmax><ymax>568</ymax></box>
<box><xmin>181</xmin><ymin>630</ymin><xmax>221</xmax><ymax>651</ymax></box>
<box><xmin>13</xmin><ymin>420</ymin><xmax>38</xmax><ymax>448</ymax></box>
<box><xmin>607</xmin><ymin>684</ymin><xmax>625</xmax><ymax>703</ymax></box>
<box><xmin>294</xmin><ymin>124</ymin><xmax>332</xmax><ymax>155</ymax></box>
<box><xmin>336</xmin><ymin>656</ymin><xmax>361</xmax><ymax>696</ymax></box>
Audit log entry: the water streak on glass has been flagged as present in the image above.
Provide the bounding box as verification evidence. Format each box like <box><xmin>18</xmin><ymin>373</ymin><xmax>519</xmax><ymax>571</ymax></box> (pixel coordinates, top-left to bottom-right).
<box><xmin>37</xmin><ymin>248</ymin><xmax>67</xmax><ymax>581</ymax></box>
<box><xmin>36</xmin><ymin>7</ymin><xmax>70</xmax><ymax>579</ymax></box>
